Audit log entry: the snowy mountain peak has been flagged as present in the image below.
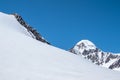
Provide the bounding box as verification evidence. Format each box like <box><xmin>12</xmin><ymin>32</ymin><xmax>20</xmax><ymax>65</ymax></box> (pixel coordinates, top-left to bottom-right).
<box><xmin>76</xmin><ymin>40</ymin><xmax>96</xmax><ymax>50</ymax></box>
<box><xmin>71</xmin><ymin>40</ymin><xmax>96</xmax><ymax>54</ymax></box>
<box><xmin>70</xmin><ymin>39</ymin><xmax>120</xmax><ymax>71</ymax></box>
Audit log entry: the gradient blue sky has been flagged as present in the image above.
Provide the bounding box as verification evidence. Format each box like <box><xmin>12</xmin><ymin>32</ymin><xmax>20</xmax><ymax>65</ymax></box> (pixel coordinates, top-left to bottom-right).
<box><xmin>0</xmin><ymin>0</ymin><xmax>120</xmax><ymax>52</ymax></box>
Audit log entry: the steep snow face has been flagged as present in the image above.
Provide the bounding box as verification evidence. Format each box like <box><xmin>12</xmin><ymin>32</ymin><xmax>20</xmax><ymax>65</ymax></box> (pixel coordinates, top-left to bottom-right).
<box><xmin>70</xmin><ymin>40</ymin><xmax>120</xmax><ymax>71</ymax></box>
<box><xmin>0</xmin><ymin>12</ymin><xmax>120</xmax><ymax>80</ymax></box>
<box><xmin>0</xmin><ymin>12</ymin><xmax>30</xmax><ymax>35</ymax></box>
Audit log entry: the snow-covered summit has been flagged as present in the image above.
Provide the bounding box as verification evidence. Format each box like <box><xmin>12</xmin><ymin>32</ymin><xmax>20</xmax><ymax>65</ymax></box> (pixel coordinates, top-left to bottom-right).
<box><xmin>76</xmin><ymin>40</ymin><xmax>96</xmax><ymax>50</ymax></box>
<box><xmin>70</xmin><ymin>39</ymin><xmax>120</xmax><ymax>71</ymax></box>
<box><xmin>72</xmin><ymin>40</ymin><xmax>96</xmax><ymax>54</ymax></box>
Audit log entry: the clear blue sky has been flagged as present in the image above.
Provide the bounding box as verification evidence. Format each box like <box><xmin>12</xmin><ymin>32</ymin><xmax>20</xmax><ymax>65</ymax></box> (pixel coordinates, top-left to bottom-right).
<box><xmin>0</xmin><ymin>0</ymin><xmax>120</xmax><ymax>53</ymax></box>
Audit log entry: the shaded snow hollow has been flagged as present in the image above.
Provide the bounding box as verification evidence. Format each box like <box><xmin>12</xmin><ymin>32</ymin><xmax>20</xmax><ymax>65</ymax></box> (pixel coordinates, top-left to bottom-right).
<box><xmin>0</xmin><ymin>12</ymin><xmax>120</xmax><ymax>80</ymax></box>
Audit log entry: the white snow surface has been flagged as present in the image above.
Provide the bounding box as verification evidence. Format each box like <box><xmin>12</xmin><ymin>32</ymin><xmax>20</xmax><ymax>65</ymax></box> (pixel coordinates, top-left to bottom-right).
<box><xmin>76</xmin><ymin>40</ymin><xmax>96</xmax><ymax>50</ymax></box>
<box><xmin>0</xmin><ymin>12</ymin><xmax>120</xmax><ymax>80</ymax></box>
<box><xmin>73</xmin><ymin>40</ymin><xmax>96</xmax><ymax>54</ymax></box>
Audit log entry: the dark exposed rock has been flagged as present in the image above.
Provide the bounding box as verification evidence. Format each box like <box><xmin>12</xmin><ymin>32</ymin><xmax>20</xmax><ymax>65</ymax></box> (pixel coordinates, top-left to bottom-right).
<box><xmin>12</xmin><ymin>13</ymin><xmax>50</xmax><ymax>44</ymax></box>
<box><xmin>82</xmin><ymin>49</ymin><xmax>89</xmax><ymax>55</ymax></box>
<box><xmin>109</xmin><ymin>59</ymin><xmax>120</xmax><ymax>69</ymax></box>
<box><xmin>105</xmin><ymin>53</ymin><xmax>118</xmax><ymax>63</ymax></box>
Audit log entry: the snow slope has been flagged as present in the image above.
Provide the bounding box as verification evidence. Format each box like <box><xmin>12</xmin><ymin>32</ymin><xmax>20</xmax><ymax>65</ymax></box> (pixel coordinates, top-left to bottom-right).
<box><xmin>0</xmin><ymin>12</ymin><xmax>120</xmax><ymax>80</ymax></box>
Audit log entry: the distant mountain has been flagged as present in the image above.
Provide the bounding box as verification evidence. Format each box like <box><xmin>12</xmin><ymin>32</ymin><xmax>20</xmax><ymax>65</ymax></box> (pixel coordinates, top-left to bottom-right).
<box><xmin>70</xmin><ymin>40</ymin><xmax>120</xmax><ymax>71</ymax></box>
